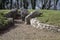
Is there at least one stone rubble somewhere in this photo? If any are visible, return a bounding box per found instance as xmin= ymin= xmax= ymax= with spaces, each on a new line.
xmin=30 ymin=18 xmax=60 ymax=32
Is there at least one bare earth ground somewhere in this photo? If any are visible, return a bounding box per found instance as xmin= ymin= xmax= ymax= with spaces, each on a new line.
xmin=0 ymin=19 xmax=60 ymax=40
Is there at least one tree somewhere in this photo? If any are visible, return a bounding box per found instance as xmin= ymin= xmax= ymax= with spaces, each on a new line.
xmin=47 ymin=0 xmax=51 ymax=9
xmin=54 ymin=0 xmax=59 ymax=10
xmin=0 ymin=0 xmax=7 ymax=9
xmin=0 ymin=0 xmax=3 ymax=9
xmin=10 ymin=0 xmax=12 ymax=9
xmin=23 ymin=0 xmax=28 ymax=9
xmin=42 ymin=0 xmax=48 ymax=9
xmin=16 ymin=0 xmax=19 ymax=9
xmin=0 ymin=0 xmax=59 ymax=9
xmin=31 ymin=0 xmax=36 ymax=9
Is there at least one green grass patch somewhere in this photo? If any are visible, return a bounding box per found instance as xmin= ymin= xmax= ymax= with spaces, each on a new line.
xmin=28 ymin=9 xmax=35 ymax=13
xmin=0 ymin=10 xmax=11 ymax=14
xmin=37 ymin=10 xmax=60 ymax=26
xmin=18 ymin=9 xmax=35 ymax=13
xmin=0 ymin=10 xmax=10 ymax=28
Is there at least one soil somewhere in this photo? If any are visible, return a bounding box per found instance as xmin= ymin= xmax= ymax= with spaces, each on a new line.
xmin=0 ymin=19 xmax=60 ymax=40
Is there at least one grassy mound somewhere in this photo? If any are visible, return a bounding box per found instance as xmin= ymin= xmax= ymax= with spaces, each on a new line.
xmin=37 ymin=10 xmax=60 ymax=26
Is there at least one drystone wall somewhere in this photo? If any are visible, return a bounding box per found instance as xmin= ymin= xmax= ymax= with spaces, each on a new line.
xmin=30 ymin=18 xmax=60 ymax=32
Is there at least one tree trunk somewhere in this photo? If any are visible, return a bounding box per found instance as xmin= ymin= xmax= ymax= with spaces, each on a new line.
xmin=42 ymin=0 xmax=48 ymax=9
xmin=10 ymin=0 xmax=12 ymax=9
xmin=23 ymin=0 xmax=28 ymax=9
xmin=31 ymin=0 xmax=36 ymax=9
xmin=47 ymin=0 xmax=51 ymax=9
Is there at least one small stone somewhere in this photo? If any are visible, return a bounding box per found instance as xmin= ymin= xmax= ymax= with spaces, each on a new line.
xmin=58 ymin=29 xmax=60 ymax=32
xmin=46 ymin=26 xmax=50 ymax=30
xmin=42 ymin=25 xmax=46 ymax=29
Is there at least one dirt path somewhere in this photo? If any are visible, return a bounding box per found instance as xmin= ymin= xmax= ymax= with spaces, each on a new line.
xmin=0 ymin=19 xmax=60 ymax=40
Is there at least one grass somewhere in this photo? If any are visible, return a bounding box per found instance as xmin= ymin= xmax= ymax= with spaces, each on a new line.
xmin=18 ymin=9 xmax=35 ymax=13
xmin=19 ymin=9 xmax=60 ymax=26
xmin=0 ymin=10 xmax=11 ymax=14
xmin=28 ymin=9 xmax=35 ymax=13
xmin=0 ymin=10 xmax=60 ymax=40
xmin=36 ymin=10 xmax=60 ymax=26
xmin=0 ymin=10 xmax=10 ymax=28
xmin=0 ymin=9 xmax=60 ymax=26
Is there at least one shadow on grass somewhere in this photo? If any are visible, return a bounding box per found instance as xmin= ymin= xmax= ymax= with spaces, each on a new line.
xmin=14 ymin=19 xmax=25 ymax=24
xmin=0 ymin=19 xmax=23 ymax=36
xmin=14 ymin=21 xmax=24 ymax=24
xmin=0 ymin=24 xmax=18 ymax=36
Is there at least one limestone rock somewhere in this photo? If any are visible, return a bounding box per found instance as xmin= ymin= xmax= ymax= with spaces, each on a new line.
xmin=25 ymin=11 xmax=42 ymax=24
xmin=58 ymin=29 xmax=60 ymax=32
xmin=7 ymin=18 xmax=13 ymax=23
xmin=20 ymin=9 xmax=29 ymax=21
xmin=4 ymin=8 xmax=18 ymax=18
xmin=30 ymin=18 xmax=60 ymax=32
